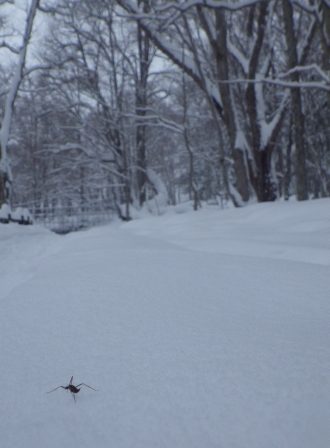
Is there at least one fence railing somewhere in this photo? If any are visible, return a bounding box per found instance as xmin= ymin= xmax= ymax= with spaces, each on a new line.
xmin=31 ymin=203 xmax=116 ymax=234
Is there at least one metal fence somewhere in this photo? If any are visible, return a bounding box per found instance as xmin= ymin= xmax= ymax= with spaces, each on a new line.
xmin=31 ymin=203 xmax=116 ymax=234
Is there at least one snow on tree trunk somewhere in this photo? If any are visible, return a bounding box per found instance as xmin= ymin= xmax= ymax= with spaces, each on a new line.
xmin=282 ymin=0 xmax=308 ymax=201
xmin=0 ymin=0 xmax=40 ymax=206
xmin=146 ymin=169 xmax=168 ymax=215
xmin=214 ymin=9 xmax=250 ymax=203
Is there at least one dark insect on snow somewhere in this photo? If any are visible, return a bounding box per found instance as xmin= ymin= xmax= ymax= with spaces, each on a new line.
xmin=46 ymin=376 xmax=98 ymax=402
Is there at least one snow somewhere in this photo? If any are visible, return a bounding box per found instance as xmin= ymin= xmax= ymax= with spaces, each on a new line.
xmin=146 ymin=168 xmax=168 ymax=215
xmin=227 ymin=38 xmax=249 ymax=75
xmin=128 ymin=199 xmax=330 ymax=265
xmin=0 ymin=204 xmax=32 ymax=223
xmin=0 ymin=203 xmax=11 ymax=219
xmin=0 ymin=198 xmax=329 ymax=447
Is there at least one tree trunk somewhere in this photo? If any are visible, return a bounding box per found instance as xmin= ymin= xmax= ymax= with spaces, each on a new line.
xmin=255 ymin=145 xmax=277 ymax=202
xmin=0 ymin=171 xmax=7 ymax=206
xmin=283 ymin=117 xmax=293 ymax=200
xmin=136 ymin=1 xmax=150 ymax=206
xmin=0 ymin=0 xmax=40 ymax=207
xmin=282 ymin=0 xmax=308 ymax=200
xmin=319 ymin=0 xmax=330 ymax=104
xmin=215 ymin=10 xmax=250 ymax=203
xmin=242 ymin=2 xmax=280 ymax=202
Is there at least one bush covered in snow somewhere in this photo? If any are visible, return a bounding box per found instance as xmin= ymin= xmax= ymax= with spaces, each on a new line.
xmin=0 ymin=204 xmax=32 ymax=225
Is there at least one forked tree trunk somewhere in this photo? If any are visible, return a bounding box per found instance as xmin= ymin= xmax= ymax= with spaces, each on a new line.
xmin=214 ymin=10 xmax=250 ymax=203
xmin=244 ymin=2 xmax=277 ymax=202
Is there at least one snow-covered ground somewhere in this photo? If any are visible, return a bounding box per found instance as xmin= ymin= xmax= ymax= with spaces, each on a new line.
xmin=0 ymin=198 xmax=329 ymax=448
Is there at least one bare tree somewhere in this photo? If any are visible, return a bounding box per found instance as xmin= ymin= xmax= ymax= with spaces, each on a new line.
xmin=7 ymin=0 xmax=330 ymax=222
xmin=0 ymin=0 xmax=40 ymax=207
xmin=116 ymin=0 xmax=329 ymax=204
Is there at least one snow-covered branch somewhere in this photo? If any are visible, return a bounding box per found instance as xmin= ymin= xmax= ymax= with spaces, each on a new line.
xmin=291 ymin=0 xmax=316 ymax=14
xmin=0 ymin=41 xmax=20 ymax=54
xmin=23 ymin=63 xmax=54 ymax=77
xmin=277 ymin=64 xmax=330 ymax=84
xmin=39 ymin=143 xmax=127 ymax=180
xmin=227 ymin=38 xmax=249 ymax=75
xmin=155 ymin=0 xmax=266 ymax=13
xmin=117 ymin=0 xmax=223 ymax=112
xmin=216 ymin=77 xmax=330 ymax=91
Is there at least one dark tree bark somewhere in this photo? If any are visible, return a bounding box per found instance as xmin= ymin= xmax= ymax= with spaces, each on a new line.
xmin=0 ymin=173 xmax=7 ymax=206
xmin=244 ymin=3 xmax=277 ymax=201
xmin=135 ymin=0 xmax=151 ymax=206
xmin=214 ymin=10 xmax=250 ymax=203
xmin=282 ymin=0 xmax=308 ymax=200
xmin=283 ymin=116 xmax=293 ymax=200
xmin=318 ymin=0 xmax=330 ymax=103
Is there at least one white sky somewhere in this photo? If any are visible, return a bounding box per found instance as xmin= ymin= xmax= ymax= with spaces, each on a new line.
xmin=0 ymin=0 xmax=48 ymax=69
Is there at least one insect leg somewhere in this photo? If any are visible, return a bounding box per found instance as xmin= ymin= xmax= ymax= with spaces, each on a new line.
xmin=76 ymin=383 xmax=98 ymax=391
xmin=46 ymin=386 xmax=66 ymax=394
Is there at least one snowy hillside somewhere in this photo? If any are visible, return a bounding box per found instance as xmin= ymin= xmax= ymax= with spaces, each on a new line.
xmin=0 ymin=199 xmax=329 ymax=448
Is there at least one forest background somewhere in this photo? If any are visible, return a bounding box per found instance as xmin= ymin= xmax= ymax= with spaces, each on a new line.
xmin=0 ymin=0 xmax=329 ymax=227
